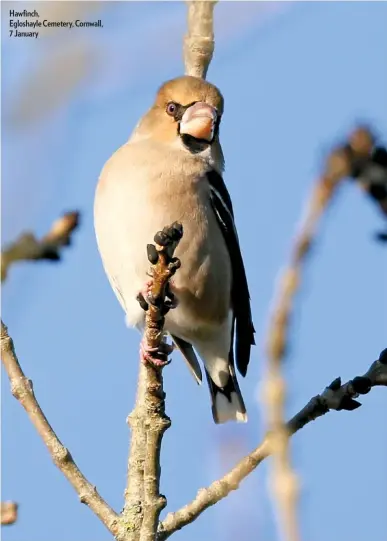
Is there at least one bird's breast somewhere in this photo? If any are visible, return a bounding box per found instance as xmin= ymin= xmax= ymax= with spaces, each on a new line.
xmin=94 ymin=142 xmax=232 ymax=331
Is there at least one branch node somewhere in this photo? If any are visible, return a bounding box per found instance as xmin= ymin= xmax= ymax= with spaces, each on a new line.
xmin=52 ymin=444 xmax=72 ymax=466
xmin=79 ymin=485 xmax=97 ymax=504
xmin=11 ymin=375 xmax=33 ymax=400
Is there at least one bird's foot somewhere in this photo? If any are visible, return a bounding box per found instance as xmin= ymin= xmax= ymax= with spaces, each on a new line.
xmin=136 ymin=279 xmax=178 ymax=313
xmin=165 ymin=282 xmax=178 ymax=310
xmin=140 ymin=336 xmax=174 ymax=367
xmin=136 ymin=279 xmax=154 ymax=311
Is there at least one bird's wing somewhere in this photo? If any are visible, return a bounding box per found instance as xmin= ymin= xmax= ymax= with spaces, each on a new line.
xmin=170 ymin=334 xmax=203 ymax=384
xmin=206 ymin=169 xmax=255 ymax=377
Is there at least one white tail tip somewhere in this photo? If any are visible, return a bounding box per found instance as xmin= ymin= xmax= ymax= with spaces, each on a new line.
xmin=214 ymin=392 xmax=248 ymax=424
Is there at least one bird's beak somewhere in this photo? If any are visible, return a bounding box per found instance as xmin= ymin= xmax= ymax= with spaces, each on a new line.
xmin=180 ymin=102 xmax=217 ymax=142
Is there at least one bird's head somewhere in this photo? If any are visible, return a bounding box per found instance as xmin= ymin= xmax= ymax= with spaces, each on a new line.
xmin=134 ymin=76 xmax=224 ymax=154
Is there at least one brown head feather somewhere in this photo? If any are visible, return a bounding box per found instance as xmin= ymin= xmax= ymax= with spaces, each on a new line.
xmin=135 ymin=76 xmax=224 ymax=144
xmin=156 ymin=76 xmax=224 ymax=114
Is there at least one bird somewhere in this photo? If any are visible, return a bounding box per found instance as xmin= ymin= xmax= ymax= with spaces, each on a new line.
xmin=94 ymin=75 xmax=255 ymax=424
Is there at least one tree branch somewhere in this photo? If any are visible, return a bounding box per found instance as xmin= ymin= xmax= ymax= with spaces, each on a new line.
xmin=1 ymin=502 xmax=18 ymax=525
xmin=263 ymin=127 xmax=376 ymax=541
xmin=0 ymin=320 xmax=120 ymax=537
xmin=158 ymin=348 xmax=387 ymax=539
xmin=350 ymin=142 xmax=387 ymax=241
xmin=184 ymin=0 xmax=217 ymax=79
xmin=1 ymin=210 xmax=81 ymax=525
xmin=122 ymin=366 xmax=148 ymax=538
xmin=120 ymin=223 xmax=183 ymax=541
xmin=1 ymin=211 xmax=80 ymax=282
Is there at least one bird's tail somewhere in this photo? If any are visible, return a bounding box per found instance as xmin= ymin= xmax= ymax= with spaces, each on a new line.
xmin=205 ymin=367 xmax=247 ymax=424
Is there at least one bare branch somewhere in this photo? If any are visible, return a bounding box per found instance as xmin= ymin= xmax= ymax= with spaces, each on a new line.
xmin=1 ymin=211 xmax=80 ymax=282
xmin=121 ymin=223 xmax=183 ymax=541
xmin=350 ymin=142 xmax=387 ymax=241
xmin=1 ymin=502 xmax=18 ymax=525
xmin=158 ymin=349 xmax=387 ymax=539
xmin=160 ymin=438 xmax=271 ymax=540
xmin=263 ymin=127 xmax=375 ymax=541
xmin=0 ymin=320 xmax=120 ymax=537
xmin=184 ymin=1 xmax=217 ymax=79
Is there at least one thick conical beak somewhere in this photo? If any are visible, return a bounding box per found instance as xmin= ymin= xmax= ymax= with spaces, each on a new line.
xmin=180 ymin=102 xmax=217 ymax=142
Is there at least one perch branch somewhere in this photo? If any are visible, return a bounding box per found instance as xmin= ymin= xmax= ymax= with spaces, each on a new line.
xmin=0 ymin=321 xmax=120 ymax=537
xmin=122 ymin=367 xmax=148 ymax=538
xmin=1 ymin=502 xmax=18 ymax=525
xmin=120 ymin=223 xmax=183 ymax=541
xmin=263 ymin=127 xmax=376 ymax=541
xmin=1 ymin=211 xmax=80 ymax=282
xmin=184 ymin=0 xmax=217 ymax=79
xmin=158 ymin=348 xmax=387 ymax=539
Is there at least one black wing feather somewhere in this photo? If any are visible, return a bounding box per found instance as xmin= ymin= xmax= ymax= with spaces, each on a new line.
xmin=207 ymin=170 xmax=255 ymax=377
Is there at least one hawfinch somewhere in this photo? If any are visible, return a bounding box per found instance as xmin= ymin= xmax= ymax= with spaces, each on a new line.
xmin=94 ymin=76 xmax=255 ymax=423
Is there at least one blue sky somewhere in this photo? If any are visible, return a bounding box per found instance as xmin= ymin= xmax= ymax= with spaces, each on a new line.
xmin=2 ymin=2 xmax=386 ymax=541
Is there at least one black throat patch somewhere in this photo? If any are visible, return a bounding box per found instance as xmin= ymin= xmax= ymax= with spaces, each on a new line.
xmin=179 ymin=133 xmax=211 ymax=154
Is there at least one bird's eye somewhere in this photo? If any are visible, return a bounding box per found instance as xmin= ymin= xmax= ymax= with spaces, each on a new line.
xmin=166 ymin=102 xmax=177 ymax=116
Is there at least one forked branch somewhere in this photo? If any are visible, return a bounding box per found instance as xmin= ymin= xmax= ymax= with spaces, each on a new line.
xmin=0 ymin=320 xmax=120 ymax=536
xmin=158 ymin=348 xmax=387 ymax=539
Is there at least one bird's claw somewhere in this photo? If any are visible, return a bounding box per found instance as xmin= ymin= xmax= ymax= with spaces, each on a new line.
xmin=137 ymin=279 xmax=179 ymax=314
xmin=168 ymin=257 xmax=181 ymax=272
xmin=165 ymin=282 xmax=178 ymax=308
xmin=136 ymin=279 xmax=154 ymax=311
xmin=159 ymin=284 xmax=178 ymax=315
xmin=140 ymin=337 xmax=173 ymax=367
xmin=136 ymin=292 xmax=148 ymax=311
xmin=164 ymin=296 xmax=178 ymax=310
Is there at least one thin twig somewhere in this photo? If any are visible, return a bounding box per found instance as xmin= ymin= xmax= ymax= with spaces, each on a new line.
xmin=158 ymin=348 xmax=387 ymax=539
xmin=184 ymin=0 xmax=217 ymax=79
xmin=120 ymin=223 xmax=183 ymax=541
xmin=1 ymin=211 xmax=80 ymax=282
xmin=263 ymin=127 xmax=376 ymax=541
xmin=1 ymin=502 xmax=18 ymax=525
xmin=351 ymin=142 xmax=387 ymax=241
xmin=0 ymin=321 xmax=120 ymax=537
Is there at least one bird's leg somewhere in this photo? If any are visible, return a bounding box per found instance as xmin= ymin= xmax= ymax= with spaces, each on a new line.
xmin=140 ymin=335 xmax=174 ymax=367
xmin=137 ymin=278 xmax=174 ymax=366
